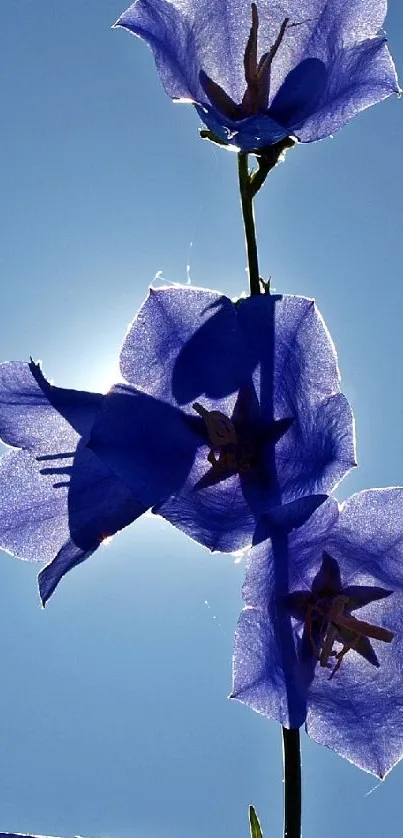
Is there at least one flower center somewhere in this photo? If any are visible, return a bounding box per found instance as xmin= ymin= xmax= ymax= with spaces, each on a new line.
xmin=306 ymin=593 xmax=394 ymax=679
xmin=193 ymin=402 xmax=256 ymax=475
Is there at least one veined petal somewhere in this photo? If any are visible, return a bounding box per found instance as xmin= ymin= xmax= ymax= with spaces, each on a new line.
xmin=38 ymin=445 xmax=145 ymax=605
xmin=236 ymin=294 xmax=356 ymax=497
xmin=236 ymin=294 xmax=342 ymax=412
xmin=232 ymin=606 xmax=308 ymax=728
xmin=0 ymin=449 xmax=71 ymax=563
xmin=0 ymin=444 xmax=144 ymax=604
xmin=306 ymin=582 xmax=403 ymax=777
xmin=115 ymin=0 xmax=249 ymax=105
xmin=116 ymin=0 xmax=397 ymax=150
xmin=120 ymin=286 xmax=251 ymax=404
xmin=115 ymin=0 xmax=203 ymax=101
xmin=274 ymin=392 xmax=356 ymax=500
xmin=233 ymin=488 xmax=403 ymax=776
xmin=0 ymin=365 xmax=145 ymax=603
xmin=292 ymin=39 xmax=400 ymax=143
xmin=0 ymin=362 xmax=102 ymax=452
xmin=109 ymin=288 xmax=354 ymax=553
xmin=155 ymin=463 xmax=257 ymax=553
xmin=242 ymin=498 xmax=340 ymax=607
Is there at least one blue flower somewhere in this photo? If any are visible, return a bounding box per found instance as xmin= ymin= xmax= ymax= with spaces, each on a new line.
xmin=88 ymin=286 xmax=355 ymax=552
xmin=232 ymin=490 xmax=403 ymax=776
xmin=0 ymin=361 xmax=150 ymax=605
xmin=0 ymin=287 xmax=354 ymax=603
xmin=115 ymin=0 xmax=400 ymax=151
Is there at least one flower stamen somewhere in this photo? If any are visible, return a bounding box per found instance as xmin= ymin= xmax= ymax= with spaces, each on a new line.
xmin=193 ymin=402 xmax=237 ymax=446
xmin=306 ymin=594 xmax=394 ymax=679
xmin=199 ymin=4 xmax=290 ymax=119
xmin=193 ymin=401 xmax=255 ymax=476
xmin=242 ymin=7 xmax=289 ymax=115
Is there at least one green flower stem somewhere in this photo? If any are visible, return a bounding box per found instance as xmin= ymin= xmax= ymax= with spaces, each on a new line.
xmin=238 ymin=152 xmax=261 ymax=297
xmin=282 ymin=727 xmax=302 ymax=838
xmin=238 ymin=139 xmax=296 ymax=297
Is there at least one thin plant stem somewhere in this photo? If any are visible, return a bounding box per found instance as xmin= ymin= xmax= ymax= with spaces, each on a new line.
xmin=237 ymin=138 xmax=296 ymax=296
xmin=282 ymin=727 xmax=302 ymax=838
xmin=238 ymin=152 xmax=261 ymax=296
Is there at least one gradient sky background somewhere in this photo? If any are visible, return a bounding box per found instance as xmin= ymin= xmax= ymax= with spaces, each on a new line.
xmin=1 ymin=2 xmax=403 ymax=837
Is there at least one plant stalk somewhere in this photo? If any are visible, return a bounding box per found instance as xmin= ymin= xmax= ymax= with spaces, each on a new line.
xmin=282 ymin=727 xmax=301 ymax=838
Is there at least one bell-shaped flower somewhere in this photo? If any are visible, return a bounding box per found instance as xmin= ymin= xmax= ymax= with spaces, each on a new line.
xmin=0 ymin=286 xmax=354 ymax=604
xmin=88 ymin=285 xmax=355 ymax=552
xmin=232 ymin=490 xmax=403 ymax=776
xmin=0 ymin=362 xmax=196 ymax=605
xmin=115 ymin=0 xmax=400 ymax=151
xmin=0 ymin=361 xmax=154 ymax=605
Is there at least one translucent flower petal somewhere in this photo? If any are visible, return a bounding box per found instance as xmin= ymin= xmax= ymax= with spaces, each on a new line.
xmin=116 ymin=0 xmax=398 ymax=150
xmin=0 ymin=363 xmax=144 ymax=602
xmin=233 ymin=490 xmax=403 ymax=776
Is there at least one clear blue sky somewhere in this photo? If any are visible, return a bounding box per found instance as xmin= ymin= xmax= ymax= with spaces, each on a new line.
xmin=0 ymin=2 xmax=403 ymax=836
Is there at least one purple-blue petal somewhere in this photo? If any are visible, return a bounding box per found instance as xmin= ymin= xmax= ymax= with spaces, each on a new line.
xmin=155 ymin=464 xmax=257 ymax=553
xmin=120 ymin=286 xmax=252 ymax=404
xmin=37 ymin=444 xmax=145 ymax=605
xmin=0 ymin=361 xmax=102 ymax=451
xmin=269 ymin=58 xmax=328 ymax=130
xmin=115 ymin=289 xmax=355 ymax=553
xmin=236 ymin=294 xmax=342 ymax=419
xmin=242 ymin=498 xmax=339 ymax=609
xmin=115 ymin=0 xmax=203 ymax=101
xmin=196 ymin=104 xmax=290 ymax=151
xmin=252 ymin=494 xmax=328 ymax=545
xmin=274 ymin=393 xmax=356 ymax=500
xmin=232 ymin=605 xmax=309 ymax=728
xmin=120 ymin=292 xmax=356 ymax=508
xmin=88 ymin=384 xmax=201 ymax=508
xmin=236 ymin=295 xmax=356 ymax=497
xmin=0 ymin=363 xmax=145 ymax=602
xmin=116 ymin=0 xmax=398 ymax=150
xmin=292 ymin=38 xmax=400 ymax=143
xmin=306 ymin=580 xmax=403 ymax=777
xmin=0 ymin=449 xmax=71 ymax=562
xmin=233 ymin=489 xmax=403 ymax=775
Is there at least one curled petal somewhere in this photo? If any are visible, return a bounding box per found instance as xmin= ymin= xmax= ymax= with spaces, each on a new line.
xmin=0 ymin=364 xmax=145 ymax=603
xmin=0 ymin=361 xmax=101 ymax=452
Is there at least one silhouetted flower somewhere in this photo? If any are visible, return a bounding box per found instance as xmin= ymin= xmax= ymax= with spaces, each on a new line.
xmin=232 ymin=490 xmax=403 ymax=776
xmin=0 ymin=286 xmax=354 ymax=603
xmin=115 ymin=0 xmax=399 ymax=151
xmin=88 ymin=285 xmax=355 ymax=552
xmin=0 ymin=361 xmax=150 ymax=605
